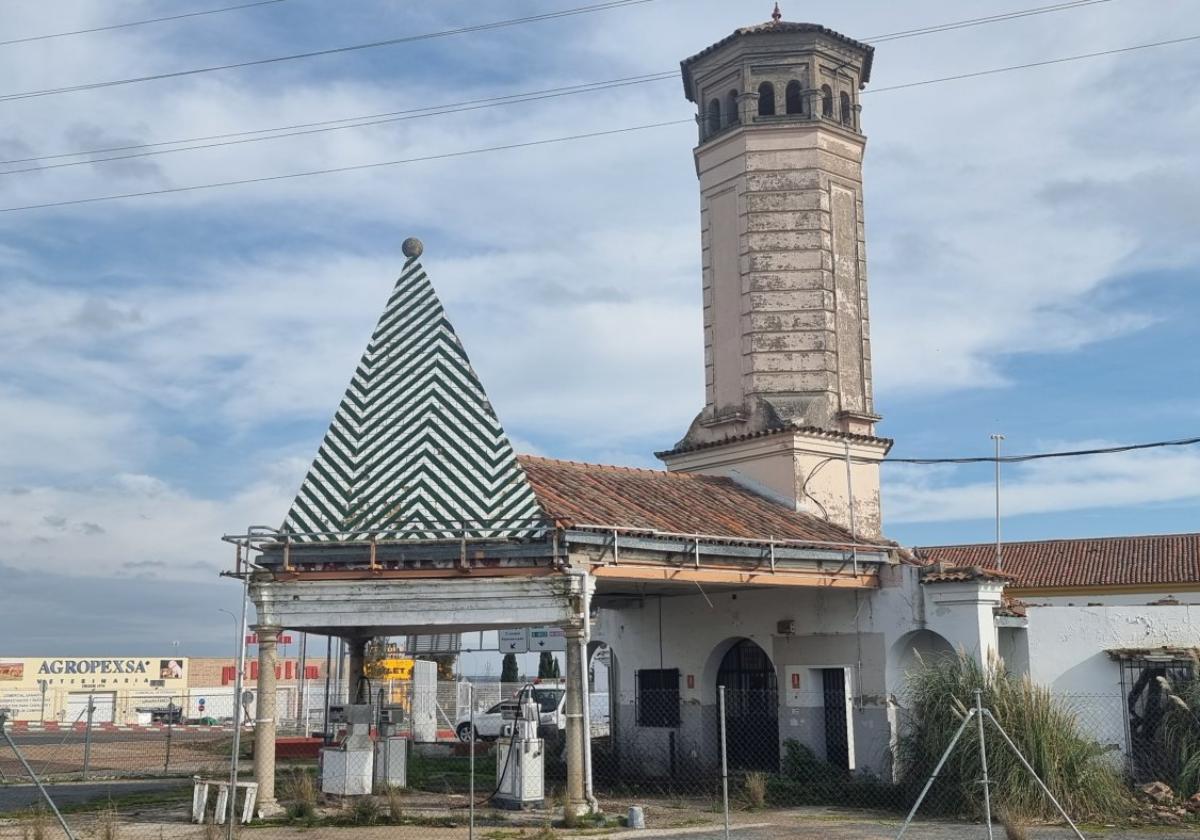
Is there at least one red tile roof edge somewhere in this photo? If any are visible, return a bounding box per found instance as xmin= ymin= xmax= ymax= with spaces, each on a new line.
xmin=655 ymin=424 xmax=894 ymax=459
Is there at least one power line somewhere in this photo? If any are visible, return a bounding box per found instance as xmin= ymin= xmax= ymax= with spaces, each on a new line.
xmin=0 ymin=0 xmax=656 ymax=103
xmin=886 ymin=436 xmax=1200 ymax=465
xmin=0 ymin=73 xmax=678 ymax=175
xmin=2 ymin=29 xmax=1195 ymax=212
xmin=0 ymin=0 xmax=290 ymax=47
xmin=0 ymin=0 xmax=1119 ymax=103
xmin=0 ymin=72 xmax=677 ymax=167
xmin=0 ymin=118 xmax=693 ymax=213
xmin=863 ymin=0 xmax=1114 ymax=43
xmin=3 ymin=10 xmax=1173 ymax=175
xmin=868 ymin=33 xmax=1200 ymax=94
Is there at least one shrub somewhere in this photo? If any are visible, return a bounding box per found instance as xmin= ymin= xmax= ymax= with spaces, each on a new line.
xmin=348 ymin=796 xmax=381 ymax=826
xmin=742 ymin=771 xmax=768 ymax=809
xmin=280 ymin=768 xmax=318 ymax=821
xmin=894 ymin=652 xmax=1128 ymax=821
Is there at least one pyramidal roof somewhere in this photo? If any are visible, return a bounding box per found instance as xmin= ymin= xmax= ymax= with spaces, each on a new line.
xmin=282 ymin=251 xmax=544 ymax=542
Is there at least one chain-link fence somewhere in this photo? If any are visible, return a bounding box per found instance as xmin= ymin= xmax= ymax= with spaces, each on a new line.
xmin=3 ymin=684 xmax=1199 ymax=839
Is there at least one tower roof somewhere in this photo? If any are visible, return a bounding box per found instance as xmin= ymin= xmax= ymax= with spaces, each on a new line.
xmin=680 ymin=20 xmax=874 ymax=99
xmin=281 ymin=249 xmax=544 ymax=542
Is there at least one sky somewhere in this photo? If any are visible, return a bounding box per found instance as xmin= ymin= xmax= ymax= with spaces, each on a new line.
xmin=1 ymin=0 xmax=1198 ymax=657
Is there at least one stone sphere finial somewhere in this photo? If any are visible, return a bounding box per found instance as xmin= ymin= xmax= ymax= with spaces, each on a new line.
xmin=402 ymin=237 xmax=424 ymax=259
xmin=772 ymin=2 xmax=782 ymax=22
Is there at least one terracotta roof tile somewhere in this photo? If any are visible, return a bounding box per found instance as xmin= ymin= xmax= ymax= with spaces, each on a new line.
xmin=920 ymin=565 xmax=1017 ymax=585
xmin=916 ymin=533 xmax=1200 ymax=589
xmin=518 ymin=455 xmax=885 ymax=548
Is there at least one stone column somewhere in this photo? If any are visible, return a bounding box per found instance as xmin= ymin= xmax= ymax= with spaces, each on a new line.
xmin=252 ymin=625 xmax=280 ymax=811
xmin=562 ymin=627 xmax=588 ymax=817
xmin=347 ymin=637 xmax=367 ymax=704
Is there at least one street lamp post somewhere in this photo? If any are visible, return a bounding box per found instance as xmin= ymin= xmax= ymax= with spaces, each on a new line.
xmin=990 ymin=433 xmax=1005 ymax=571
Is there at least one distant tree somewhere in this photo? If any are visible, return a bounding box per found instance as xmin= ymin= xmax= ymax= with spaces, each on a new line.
xmin=431 ymin=654 xmax=457 ymax=681
xmin=501 ymin=653 xmax=519 ymax=684
xmin=538 ymin=652 xmax=560 ymax=679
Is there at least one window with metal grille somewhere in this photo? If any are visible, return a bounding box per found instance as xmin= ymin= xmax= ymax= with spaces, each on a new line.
xmin=635 ymin=668 xmax=680 ymax=728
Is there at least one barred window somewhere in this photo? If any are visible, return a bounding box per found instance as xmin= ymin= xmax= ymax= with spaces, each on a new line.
xmin=636 ymin=668 xmax=680 ymax=728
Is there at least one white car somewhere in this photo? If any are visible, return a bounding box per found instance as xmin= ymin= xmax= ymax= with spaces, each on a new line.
xmin=456 ymin=686 xmax=565 ymax=742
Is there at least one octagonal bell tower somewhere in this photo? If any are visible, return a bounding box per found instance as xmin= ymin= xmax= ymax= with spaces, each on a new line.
xmin=660 ymin=13 xmax=891 ymax=538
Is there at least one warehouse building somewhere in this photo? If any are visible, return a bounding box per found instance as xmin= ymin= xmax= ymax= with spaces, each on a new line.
xmin=0 ymin=653 xmax=325 ymax=725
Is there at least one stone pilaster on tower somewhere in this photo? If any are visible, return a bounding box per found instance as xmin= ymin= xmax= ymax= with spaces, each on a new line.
xmin=282 ymin=243 xmax=543 ymax=542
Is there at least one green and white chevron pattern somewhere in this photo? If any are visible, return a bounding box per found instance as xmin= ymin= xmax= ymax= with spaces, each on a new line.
xmin=282 ymin=257 xmax=544 ymax=542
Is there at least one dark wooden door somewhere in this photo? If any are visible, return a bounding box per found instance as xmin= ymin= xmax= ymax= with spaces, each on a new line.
xmin=822 ymin=668 xmax=850 ymax=770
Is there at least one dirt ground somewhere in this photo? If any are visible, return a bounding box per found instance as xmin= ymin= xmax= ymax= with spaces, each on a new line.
xmin=2 ymin=797 xmax=1199 ymax=840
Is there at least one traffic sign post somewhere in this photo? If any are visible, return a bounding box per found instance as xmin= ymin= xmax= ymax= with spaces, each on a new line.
xmin=528 ymin=627 xmax=567 ymax=652
xmin=499 ymin=629 xmax=528 ymax=654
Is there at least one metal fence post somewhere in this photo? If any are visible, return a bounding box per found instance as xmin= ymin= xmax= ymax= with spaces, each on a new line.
xmin=976 ymin=689 xmax=994 ymax=840
xmin=469 ymin=682 xmax=475 ymax=840
xmin=164 ymin=699 xmax=175 ymax=773
xmin=718 ymin=685 xmax=730 ymax=840
xmin=81 ymin=692 xmax=95 ymax=781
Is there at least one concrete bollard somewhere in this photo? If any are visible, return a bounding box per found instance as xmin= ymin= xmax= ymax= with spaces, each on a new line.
xmin=626 ymin=805 xmax=645 ymax=829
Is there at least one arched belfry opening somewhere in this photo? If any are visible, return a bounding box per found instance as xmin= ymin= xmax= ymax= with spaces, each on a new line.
xmin=716 ymin=638 xmax=779 ymax=770
xmin=785 ymin=80 xmax=803 ymax=114
xmin=707 ymin=98 xmax=722 ymax=136
xmin=757 ymin=82 xmax=776 ymax=116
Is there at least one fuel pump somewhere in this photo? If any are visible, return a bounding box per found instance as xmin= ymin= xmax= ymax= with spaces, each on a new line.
xmin=374 ymin=704 xmax=408 ymax=791
xmin=493 ymin=686 xmax=544 ymax=809
xmin=319 ymin=704 xmax=374 ymax=796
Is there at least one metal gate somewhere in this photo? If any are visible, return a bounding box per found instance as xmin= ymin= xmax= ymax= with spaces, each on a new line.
xmin=716 ymin=639 xmax=778 ymax=771
xmin=67 ymin=692 xmax=115 ymax=723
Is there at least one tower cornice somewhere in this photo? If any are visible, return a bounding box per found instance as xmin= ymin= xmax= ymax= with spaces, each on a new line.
xmin=681 ymin=21 xmax=874 ymax=100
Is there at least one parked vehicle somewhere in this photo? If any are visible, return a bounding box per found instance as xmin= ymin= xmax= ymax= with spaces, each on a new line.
xmin=456 ymin=686 xmax=565 ymax=741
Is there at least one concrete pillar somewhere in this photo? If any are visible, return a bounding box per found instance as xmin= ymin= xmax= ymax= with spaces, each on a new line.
xmin=923 ymin=580 xmax=1005 ymax=667
xmin=563 ymin=627 xmax=588 ymax=817
xmin=252 ymin=625 xmax=280 ymax=810
xmin=347 ymin=637 xmax=367 ymax=704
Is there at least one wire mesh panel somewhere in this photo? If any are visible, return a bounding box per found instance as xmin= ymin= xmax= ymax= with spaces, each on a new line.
xmin=6 ymin=683 xmax=1200 ymax=840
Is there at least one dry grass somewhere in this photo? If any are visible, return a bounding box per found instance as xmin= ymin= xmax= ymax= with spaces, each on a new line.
xmin=279 ymin=768 xmax=317 ymax=821
xmin=996 ymin=808 xmax=1029 ymax=840
xmin=96 ymin=805 xmax=120 ymax=840
xmin=742 ymin=771 xmax=768 ymax=809
xmin=23 ymin=806 xmax=48 ymax=840
xmin=384 ymin=786 xmax=405 ymax=824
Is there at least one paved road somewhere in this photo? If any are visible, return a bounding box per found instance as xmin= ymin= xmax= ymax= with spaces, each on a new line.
xmin=0 ymin=779 xmax=190 ymax=813
xmin=7 ymin=730 xmax=219 ymax=745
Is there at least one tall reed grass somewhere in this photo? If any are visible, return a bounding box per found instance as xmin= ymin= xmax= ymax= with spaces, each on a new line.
xmin=895 ymin=652 xmax=1128 ymax=821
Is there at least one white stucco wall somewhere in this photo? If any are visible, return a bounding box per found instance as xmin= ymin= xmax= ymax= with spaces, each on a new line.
xmin=591 ymin=563 xmax=999 ymax=777
xmin=1012 ymin=599 xmax=1200 ymax=755
xmin=1024 ymin=602 xmax=1200 ymax=692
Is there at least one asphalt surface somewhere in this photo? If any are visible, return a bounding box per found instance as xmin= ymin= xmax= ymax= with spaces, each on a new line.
xmin=6 ymin=730 xmax=218 ymax=745
xmin=0 ymin=779 xmax=190 ymax=813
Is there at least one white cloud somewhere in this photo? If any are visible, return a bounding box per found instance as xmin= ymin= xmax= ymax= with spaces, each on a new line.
xmin=1 ymin=461 xmax=302 ymax=581
xmin=0 ymin=0 xmax=1196 ymax=611
xmin=885 ymin=444 xmax=1200 ymax=524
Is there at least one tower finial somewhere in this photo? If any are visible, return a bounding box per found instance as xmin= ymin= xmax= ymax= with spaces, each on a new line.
xmin=771 ymin=2 xmax=782 ymax=22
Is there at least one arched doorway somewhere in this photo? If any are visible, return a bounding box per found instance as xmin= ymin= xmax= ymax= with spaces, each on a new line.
xmin=716 ymin=638 xmax=778 ymax=770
